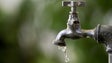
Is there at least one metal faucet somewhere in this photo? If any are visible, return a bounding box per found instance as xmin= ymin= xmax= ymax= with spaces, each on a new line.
xmin=53 ymin=1 xmax=112 ymax=63
xmin=53 ymin=1 xmax=94 ymax=46
xmin=53 ymin=1 xmax=112 ymax=55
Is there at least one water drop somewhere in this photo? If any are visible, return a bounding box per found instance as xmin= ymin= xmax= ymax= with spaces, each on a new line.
xmin=58 ymin=46 xmax=70 ymax=63
xmin=65 ymin=51 xmax=70 ymax=63
xmin=58 ymin=46 xmax=66 ymax=52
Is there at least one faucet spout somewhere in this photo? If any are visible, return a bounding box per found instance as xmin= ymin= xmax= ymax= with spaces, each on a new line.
xmin=53 ymin=29 xmax=81 ymax=46
xmin=53 ymin=30 xmax=67 ymax=46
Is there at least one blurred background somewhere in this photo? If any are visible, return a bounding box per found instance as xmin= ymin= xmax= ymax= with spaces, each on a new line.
xmin=1 ymin=0 xmax=112 ymax=63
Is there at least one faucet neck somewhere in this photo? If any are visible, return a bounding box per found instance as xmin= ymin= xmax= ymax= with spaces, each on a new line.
xmin=67 ymin=11 xmax=81 ymax=32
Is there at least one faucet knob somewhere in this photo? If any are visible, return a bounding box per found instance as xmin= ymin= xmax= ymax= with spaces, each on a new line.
xmin=62 ymin=1 xmax=85 ymax=7
xmin=62 ymin=1 xmax=85 ymax=12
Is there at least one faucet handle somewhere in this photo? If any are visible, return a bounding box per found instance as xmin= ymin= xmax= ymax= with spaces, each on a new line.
xmin=62 ymin=1 xmax=85 ymax=7
xmin=62 ymin=1 xmax=85 ymax=12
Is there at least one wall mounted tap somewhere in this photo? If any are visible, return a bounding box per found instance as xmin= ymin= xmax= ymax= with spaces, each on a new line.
xmin=53 ymin=1 xmax=112 ymax=54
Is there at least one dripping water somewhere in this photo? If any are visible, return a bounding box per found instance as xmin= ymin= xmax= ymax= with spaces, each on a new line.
xmin=58 ymin=46 xmax=70 ymax=63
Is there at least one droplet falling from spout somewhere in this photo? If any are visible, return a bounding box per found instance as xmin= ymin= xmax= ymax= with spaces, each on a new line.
xmin=58 ymin=46 xmax=70 ymax=63
xmin=65 ymin=51 xmax=70 ymax=63
xmin=58 ymin=46 xmax=66 ymax=52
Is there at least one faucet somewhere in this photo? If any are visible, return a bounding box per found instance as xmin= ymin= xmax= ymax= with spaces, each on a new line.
xmin=53 ymin=1 xmax=94 ymax=46
xmin=53 ymin=1 xmax=112 ymax=54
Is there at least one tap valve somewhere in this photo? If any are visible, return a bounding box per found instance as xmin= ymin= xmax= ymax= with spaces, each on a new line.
xmin=53 ymin=1 xmax=86 ymax=46
xmin=53 ymin=1 xmax=112 ymax=63
xmin=53 ymin=1 xmax=112 ymax=54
